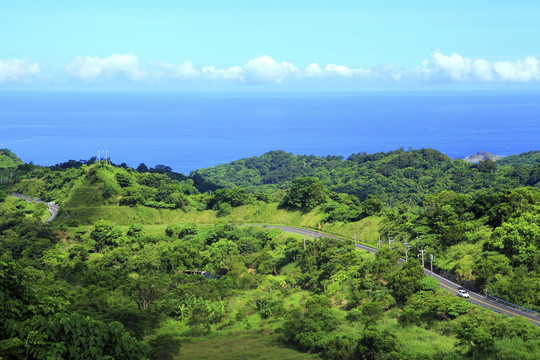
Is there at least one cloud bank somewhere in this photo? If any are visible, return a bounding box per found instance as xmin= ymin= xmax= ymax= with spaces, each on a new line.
xmin=65 ymin=53 xmax=146 ymax=81
xmin=0 ymin=58 xmax=41 ymax=83
xmin=420 ymin=51 xmax=540 ymax=83
xmin=1 ymin=52 xmax=539 ymax=86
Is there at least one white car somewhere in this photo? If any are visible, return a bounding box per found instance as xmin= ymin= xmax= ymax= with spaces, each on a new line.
xmin=457 ymin=289 xmax=470 ymax=298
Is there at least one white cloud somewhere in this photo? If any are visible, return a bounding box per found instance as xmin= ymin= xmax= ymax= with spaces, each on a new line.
xmin=432 ymin=51 xmax=472 ymax=81
xmin=65 ymin=53 xmax=146 ymax=81
xmin=304 ymin=63 xmax=322 ymax=77
xmin=0 ymin=58 xmax=40 ymax=83
xmin=4 ymin=52 xmax=540 ymax=87
xmin=493 ymin=56 xmax=539 ymax=82
xmin=149 ymin=55 xmax=302 ymax=84
xmin=472 ymin=59 xmax=493 ymax=81
xmin=375 ymin=64 xmax=404 ymax=81
xmin=196 ymin=55 xmax=371 ymax=83
xmin=242 ymin=55 xmax=300 ymax=83
xmin=202 ymin=65 xmax=244 ymax=81
xmin=420 ymin=51 xmax=540 ymax=83
xmin=152 ymin=61 xmax=200 ymax=80
xmin=325 ymin=64 xmax=370 ymax=78
xmin=157 ymin=55 xmax=302 ymax=84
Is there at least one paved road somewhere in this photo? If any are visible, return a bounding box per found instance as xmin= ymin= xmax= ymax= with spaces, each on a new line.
xmin=11 ymin=193 xmax=59 ymax=222
xmin=430 ymin=271 xmax=540 ymax=326
xmin=263 ymin=225 xmax=540 ymax=326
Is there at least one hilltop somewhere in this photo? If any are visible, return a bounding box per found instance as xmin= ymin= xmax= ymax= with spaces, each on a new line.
xmin=194 ymin=148 xmax=540 ymax=203
xmin=0 ymin=148 xmax=23 ymax=168
xmin=498 ymin=150 xmax=540 ymax=166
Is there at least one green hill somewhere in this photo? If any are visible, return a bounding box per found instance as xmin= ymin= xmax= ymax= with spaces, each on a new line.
xmin=195 ymin=148 xmax=540 ymax=204
xmin=0 ymin=149 xmax=23 ymax=168
xmin=497 ymin=150 xmax=540 ymax=166
xmin=2 ymin=148 xmax=540 ymax=359
xmin=53 ymin=162 xmax=196 ymax=225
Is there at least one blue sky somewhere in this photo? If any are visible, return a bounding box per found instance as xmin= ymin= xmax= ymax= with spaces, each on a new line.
xmin=1 ymin=1 xmax=540 ymax=90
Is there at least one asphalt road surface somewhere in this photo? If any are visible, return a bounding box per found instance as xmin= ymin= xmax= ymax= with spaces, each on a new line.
xmin=11 ymin=193 xmax=59 ymax=222
xmin=7 ymin=198 xmax=539 ymax=326
xmin=263 ymin=225 xmax=540 ymax=326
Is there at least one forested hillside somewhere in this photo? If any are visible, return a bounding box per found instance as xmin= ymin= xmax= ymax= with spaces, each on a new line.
xmin=0 ymin=149 xmax=23 ymax=169
xmin=1 ymin=149 xmax=539 ymax=359
xmin=194 ymin=148 xmax=540 ymax=204
xmin=382 ymin=187 xmax=540 ymax=311
xmin=498 ymin=150 xmax=540 ymax=166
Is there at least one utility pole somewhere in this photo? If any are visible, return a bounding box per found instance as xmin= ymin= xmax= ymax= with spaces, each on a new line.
xmin=98 ymin=150 xmax=101 ymax=162
xmin=378 ymin=236 xmax=381 ymax=248
xmin=352 ymin=234 xmax=357 ymax=249
xmin=416 ymin=235 xmax=419 ymax=251
xmin=430 ymin=253 xmax=433 ymax=276
xmin=303 ymin=236 xmax=306 ymax=250
xmin=419 ymin=249 xmax=425 ymax=268
xmin=105 ymin=150 xmax=108 ymax=165
xmin=404 ymin=241 xmax=410 ymax=261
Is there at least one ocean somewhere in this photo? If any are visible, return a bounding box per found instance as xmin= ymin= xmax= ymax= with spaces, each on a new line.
xmin=1 ymin=91 xmax=539 ymax=174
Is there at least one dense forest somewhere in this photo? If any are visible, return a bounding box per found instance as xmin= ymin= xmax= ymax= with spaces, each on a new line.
xmin=195 ymin=148 xmax=540 ymax=203
xmin=1 ymin=148 xmax=539 ymax=359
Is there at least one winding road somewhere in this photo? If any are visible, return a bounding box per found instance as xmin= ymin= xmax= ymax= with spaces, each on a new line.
xmin=11 ymin=193 xmax=59 ymax=222
xmin=262 ymin=225 xmax=540 ymax=326
xmin=6 ymin=195 xmax=539 ymax=326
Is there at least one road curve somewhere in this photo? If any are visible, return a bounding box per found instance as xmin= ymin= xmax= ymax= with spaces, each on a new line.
xmin=11 ymin=193 xmax=59 ymax=222
xmin=261 ymin=224 xmax=540 ymax=326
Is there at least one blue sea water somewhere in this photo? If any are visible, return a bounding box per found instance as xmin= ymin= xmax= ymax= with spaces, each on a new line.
xmin=0 ymin=91 xmax=539 ymax=174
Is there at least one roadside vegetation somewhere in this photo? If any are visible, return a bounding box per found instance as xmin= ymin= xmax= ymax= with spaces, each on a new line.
xmin=1 ymin=148 xmax=539 ymax=359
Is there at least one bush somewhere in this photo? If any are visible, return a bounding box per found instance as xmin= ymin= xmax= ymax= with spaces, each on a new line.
xmin=179 ymin=223 xmax=198 ymax=238
xmin=398 ymin=307 xmax=421 ymax=327
xmin=323 ymin=335 xmax=359 ymax=360
xmin=420 ymin=276 xmax=440 ymax=292
xmin=217 ymin=203 xmax=232 ymax=217
xmin=346 ymin=308 xmax=363 ymax=323
xmin=165 ymin=224 xmax=181 ymax=238
xmin=281 ymin=177 xmax=327 ymax=210
xmin=357 ymin=326 xmax=399 ymax=360
xmin=148 ymin=334 xmax=181 ymax=360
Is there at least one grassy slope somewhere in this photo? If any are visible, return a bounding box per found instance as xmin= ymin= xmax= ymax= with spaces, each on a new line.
xmin=42 ymin=162 xmax=462 ymax=357
xmin=155 ymin=287 xmax=458 ymax=360
xmin=43 ymin=161 xmax=382 ymax=246
xmin=57 ymin=198 xmax=383 ymax=249
xmin=177 ymin=335 xmax=319 ymax=360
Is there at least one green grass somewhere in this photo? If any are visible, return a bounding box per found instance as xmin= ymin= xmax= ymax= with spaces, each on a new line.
xmin=166 ymin=299 xmax=459 ymax=360
xmin=2 ymin=195 xmax=17 ymax=207
xmin=56 ymin=200 xmax=382 ymax=249
xmin=494 ymin=337 xmax=540 ymax=359
xmin=176 ymin=334 xmax=319 ymax=360
xmin=380 ymin=318 xmax=458 ymax=357
xmin=52 ymin=162 xmax=385 ymax=245
xmin=148 ymin=290 xmax=318 ymax=360
xmin=323 ymin=216 xmax=383 ymax=245
xmin=222 ymin=203 xmax=324 ymax=228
